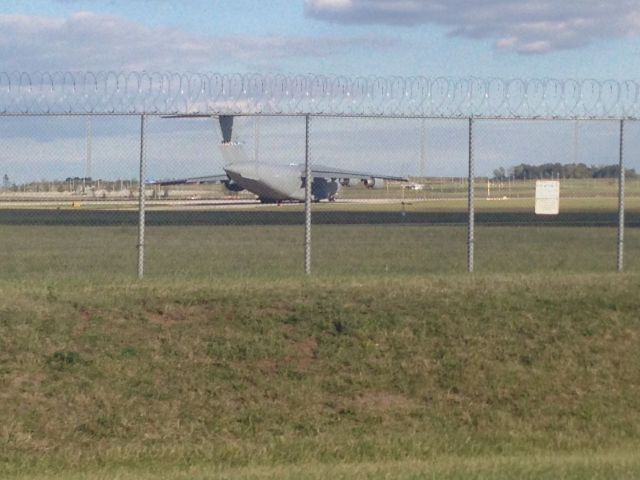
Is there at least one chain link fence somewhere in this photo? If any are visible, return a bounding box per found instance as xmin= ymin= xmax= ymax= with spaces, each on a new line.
xmin=0 ymin=114 xmax=142 ymax=281
xmin=2 ymin=71 xmax=639 ymax=280
xmin=0 ymin=112 xmax=636 ymax=280
xmin=474 ymin=119 xmax=622 ymax=273
xmin=143 ymin=114 xmax=308 ymax=279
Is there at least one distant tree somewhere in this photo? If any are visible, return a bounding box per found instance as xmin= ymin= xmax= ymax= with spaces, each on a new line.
xmin=507 ymin=162 xmax=628 ymax=180
xmin=492 ymin=167 xmax=506 ymax=180
xmin=2 ymin=174 xmax=9 ymax=189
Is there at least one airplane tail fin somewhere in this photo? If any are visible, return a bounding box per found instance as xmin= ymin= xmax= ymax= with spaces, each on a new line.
xmin=219 ymin=115 xmax=234 ymax=143
xmin=217 ymin=114 xmax=250 ymax=164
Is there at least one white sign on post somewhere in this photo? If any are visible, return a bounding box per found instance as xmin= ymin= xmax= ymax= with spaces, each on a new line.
xmin=535 ymin=180 xmax=560 ymax=215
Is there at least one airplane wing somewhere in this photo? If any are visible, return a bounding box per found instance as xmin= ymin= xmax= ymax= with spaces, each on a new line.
xmin=147 ymin=174 xmax=228 ymax=186
xmin=161 ymin=114 xmax=215 ymax=118
xmin=309 ymin=165 xmax=408 ymax=182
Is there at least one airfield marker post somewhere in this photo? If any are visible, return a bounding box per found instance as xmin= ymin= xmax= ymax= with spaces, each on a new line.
xmin=467 ymin=117 xmax=475 ymax=273
xmin=137 ymin=114 xmax=146 ymax=279
xmin=304 ymin=114 xmax=312 ymax=275
xmin=617 ymin=119 xmax=625 ymax=272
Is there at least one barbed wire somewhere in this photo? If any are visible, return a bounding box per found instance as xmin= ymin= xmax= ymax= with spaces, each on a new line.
xmin=0 ymin=72 xmax=639 ymax=119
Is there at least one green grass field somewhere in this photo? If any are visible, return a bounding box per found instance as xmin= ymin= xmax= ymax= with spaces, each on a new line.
xmin=0 ymin=225 xmax=623 ymax=279
xmin=0 ymin=221 xmax=638 ymax=281
xmin=1 ymin=275 xmax=640 ymax=479
xmin=2 ymin=184 xmax=640 ymax=478
xmin=1 ymin=179 xmax=640 ymax=280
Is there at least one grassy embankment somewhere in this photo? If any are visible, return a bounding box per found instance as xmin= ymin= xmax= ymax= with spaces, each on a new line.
xmin=2 ymin=184 xmax=640 ymax=477
xmin=1 ymin=274 xmax=640 ymax=479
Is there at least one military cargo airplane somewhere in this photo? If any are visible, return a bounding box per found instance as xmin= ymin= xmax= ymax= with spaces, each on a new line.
xmin=149 ymin=115 xmax=407 ymax=203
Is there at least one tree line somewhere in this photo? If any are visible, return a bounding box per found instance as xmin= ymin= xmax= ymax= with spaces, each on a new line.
xmin=493 ymin=163 xmax=637 ymax=180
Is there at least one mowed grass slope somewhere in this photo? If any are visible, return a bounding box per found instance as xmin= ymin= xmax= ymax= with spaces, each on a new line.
xmin=1 ymin=274 xmax=640 ymax=478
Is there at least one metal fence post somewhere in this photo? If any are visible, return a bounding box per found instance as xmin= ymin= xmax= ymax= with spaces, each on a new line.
xmin=304 ymin=114 xmax=312 ymax=275
xmin=467 ymin=117 xmax=475 ymax=273
xmin=617 ymin=119 xmax=625 ymax=272
xmin=420 ymin=118 xmax=426 ymax=177
xmin=137 ymin=114 xmax=146 ymax=279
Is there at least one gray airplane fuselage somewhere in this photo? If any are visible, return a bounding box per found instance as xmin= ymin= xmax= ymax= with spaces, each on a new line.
xmin=154 ymin=117 xmax=403 ymax=200
xmin=224 ymin=162 xmax=339 ymax=202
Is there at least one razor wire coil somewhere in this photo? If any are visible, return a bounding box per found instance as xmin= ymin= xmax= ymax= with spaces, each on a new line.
xmin=0 ymin=72 xmax=639 ymax=119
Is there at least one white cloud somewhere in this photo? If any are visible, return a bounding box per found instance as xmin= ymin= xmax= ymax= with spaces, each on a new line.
xmin=0 ymin=11 xmax=393 ymax=71
xmin=305 ymin=0 xmax=640 ymax=54
xmin=310 ymin=0 xmax=353 ymax=9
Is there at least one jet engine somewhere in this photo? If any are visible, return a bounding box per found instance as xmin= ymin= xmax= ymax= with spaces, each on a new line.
xmin=312 ymin=178 xmax=340 ymax=201
xmin=222 ymin=179 xmax=244 ymax=192
xmin=363 ymin=177 xmax=385 ymax=189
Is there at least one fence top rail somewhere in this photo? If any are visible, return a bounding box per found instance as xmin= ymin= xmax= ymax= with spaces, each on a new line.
xmin=1 ymin=72 xmax=640 ymax=119
xmin=0 ymin=112 xmax=635 ymax=122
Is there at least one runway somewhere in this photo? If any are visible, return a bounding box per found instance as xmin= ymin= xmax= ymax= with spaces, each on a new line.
xmin=0 ymin=197 xmax=433 ymax=211
xmin=0 ymin=206 xmax=635 ymax=227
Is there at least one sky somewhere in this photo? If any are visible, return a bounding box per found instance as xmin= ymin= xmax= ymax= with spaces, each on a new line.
xmin=2 ymin=0 xmax=640 ymax=79
xmin=2 ymin=1 xmax=640 ymax=183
